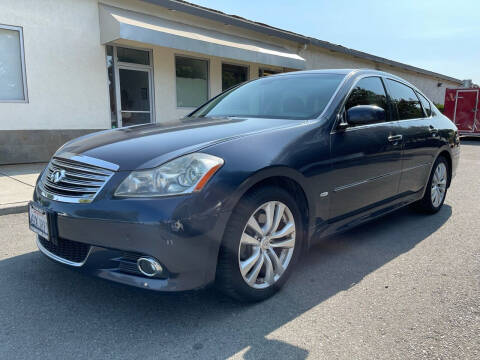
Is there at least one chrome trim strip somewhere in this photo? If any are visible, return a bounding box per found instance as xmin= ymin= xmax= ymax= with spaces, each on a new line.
xmin=53 ymin=158 xmax=113 ymax=176
xmin=36 ymin=236 xmax=91 ymax=267
xmin=56 ymin=152 xmax=120 ymax=171
xmin=333 ymin=163 xmax=431 ymax=192
xmin=38 ymin=187 xmax=96 ymax=203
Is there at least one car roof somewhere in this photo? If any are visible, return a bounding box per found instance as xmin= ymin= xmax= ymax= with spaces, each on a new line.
xmin=274 ymin=69 xmax=421 ymax=95
xmin=276 ymin=68 xmax=401 ymax=79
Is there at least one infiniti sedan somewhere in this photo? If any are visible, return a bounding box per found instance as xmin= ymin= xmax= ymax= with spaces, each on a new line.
xmin=29 ymin=69 xmax=459 ymax=301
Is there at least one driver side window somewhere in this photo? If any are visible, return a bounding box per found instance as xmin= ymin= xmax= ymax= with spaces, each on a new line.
xmin=345 ymin=76 xmax=389 ymax=125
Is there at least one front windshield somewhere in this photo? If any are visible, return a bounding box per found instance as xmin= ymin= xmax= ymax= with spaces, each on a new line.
xmin=190 ymin=73 xmax=345 ymax=120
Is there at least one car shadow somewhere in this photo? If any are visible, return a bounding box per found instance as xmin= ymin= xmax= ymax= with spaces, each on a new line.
xmin=0 ymin=205 xmax=452 ymax=359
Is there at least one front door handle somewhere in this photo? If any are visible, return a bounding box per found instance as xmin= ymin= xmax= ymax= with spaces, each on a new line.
xmin=388 ymin=134 xmax=403 ymax=143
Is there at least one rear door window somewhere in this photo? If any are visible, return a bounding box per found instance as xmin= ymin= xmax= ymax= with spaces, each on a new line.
xmin=385 ymin=79 xmax=424 ymax=120
xmin=416 ymin=92 xmax=432 ymax=117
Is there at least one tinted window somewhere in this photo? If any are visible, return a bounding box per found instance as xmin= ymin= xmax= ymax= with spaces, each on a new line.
xmin=117 ymin=47 xmax=150 ymax=65
xmin=417 ymin=92 xmax=432 ymax=117
xmin=345 ymin=77 xmax=388 ymax=112
xmin=222 ymin=63 xmax=248 ymax=91
xmin=176 ymin=56 xmax=209 ymax=108
xmin=386 ymin=79 xmax=424 ymax=120
xmin=190 ymin=74 xmax=344 ymax=120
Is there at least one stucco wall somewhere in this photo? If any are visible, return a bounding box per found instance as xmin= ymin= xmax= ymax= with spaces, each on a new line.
xmin=0 ymin=0 xmax=460 ymax=133
xmin=301 ymin=46 xmax=460 ymax=104
xmin=0 ymin=0 xmax=109 ymax=131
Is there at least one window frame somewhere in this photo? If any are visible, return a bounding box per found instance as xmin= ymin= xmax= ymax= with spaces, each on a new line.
xmin=0 ymin=24 xmax=28 ymax=103
xmin=415 ymin=90 xmax=432 ymax=118
xmin=383 ymin=78 xmax=425 ymax=121
xmin=334 ymin=75 xmax=393 ymax=132
xmin=221 ymin=61 xmax=249 ymax=92
xmin=175 ymin=54 xmax=210 ymax=109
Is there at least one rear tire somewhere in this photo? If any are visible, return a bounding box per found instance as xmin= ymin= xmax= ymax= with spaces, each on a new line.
xmin=413 ymin=156 xmax=449 ymax=214
xmin=216 ymin=186 xmax=304 ymax=302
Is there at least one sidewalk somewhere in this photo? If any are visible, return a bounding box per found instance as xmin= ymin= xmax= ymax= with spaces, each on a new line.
xmin=0 ymin=163 xmax=46 ymax=215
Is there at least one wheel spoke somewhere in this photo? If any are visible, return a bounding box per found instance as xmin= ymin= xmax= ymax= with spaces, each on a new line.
xmin=267 ymin=248 xmax=284 ymax=276
xmin=246 ymin=254 xmax=264 ymax=285
xmin=240 ymin=247 xmax=261 ymax=276
xmin=247 ymin=216 xmax=264 ymax=236
xmin=270 ymin=221 xmax=295 ymax=239
xmin=262 ymin=202 xmax=275 ymax=235
xmin=241 ymin=233 xmax=260 ymax=246
xmin=270 ymin=203 xmax=285 ymax=235
xmin=270 ymin=237 xmax=295 ymax=249
xmin=263 ymin=253 xmax=274 ymax=284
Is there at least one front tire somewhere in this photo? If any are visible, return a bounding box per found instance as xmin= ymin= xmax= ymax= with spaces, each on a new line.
xmin=413 ymin=156 xmax=449 ymax=214
xmin=216 ymin=186 xmax=303 ymax=302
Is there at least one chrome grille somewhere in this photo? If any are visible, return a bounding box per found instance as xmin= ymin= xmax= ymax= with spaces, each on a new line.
xmin=39 ymin=157 xmax=115 ymax=203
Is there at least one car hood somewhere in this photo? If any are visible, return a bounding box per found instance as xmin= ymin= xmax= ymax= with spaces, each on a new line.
xmin=57 ymin=117 xmax=301 ymax=171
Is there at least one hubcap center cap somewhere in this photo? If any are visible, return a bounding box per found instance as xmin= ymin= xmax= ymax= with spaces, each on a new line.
xmin=260 ymin=237 xmax=270 ymax=250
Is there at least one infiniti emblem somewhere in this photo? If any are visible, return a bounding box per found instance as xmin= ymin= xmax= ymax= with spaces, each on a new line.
xmin=50 ymin=169 xmax=66 ymax=184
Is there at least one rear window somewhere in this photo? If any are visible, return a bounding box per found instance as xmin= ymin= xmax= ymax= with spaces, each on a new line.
xmin=386 ymin=79 xmax=424 ymax=120
xmin=190 ymin=74 xmax=345 ymax=120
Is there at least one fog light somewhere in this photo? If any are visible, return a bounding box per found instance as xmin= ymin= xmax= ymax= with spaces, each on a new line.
xmin=137 ymin=257 xmax=163 ymax=277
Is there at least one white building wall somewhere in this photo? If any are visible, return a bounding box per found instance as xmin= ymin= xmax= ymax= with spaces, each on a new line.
xmin=301 ymin=46 xmax=460 ymax=104
xmin=0 ymin=0 xmax=461 ymax=133
xmin=0 ymin=0 xmax=110 ymax=130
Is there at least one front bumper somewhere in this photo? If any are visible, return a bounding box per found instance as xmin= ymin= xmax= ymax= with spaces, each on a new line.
xmin=32 ymin=185 xmax=231 ymax=291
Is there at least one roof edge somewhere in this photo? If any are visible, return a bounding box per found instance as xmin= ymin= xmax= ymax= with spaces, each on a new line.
xmin=139 ymin=0 xmax=463 ymax=84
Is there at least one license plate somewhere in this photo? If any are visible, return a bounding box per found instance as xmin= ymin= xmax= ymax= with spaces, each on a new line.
xmin=29 ymin=203 xmax=49 ymax=240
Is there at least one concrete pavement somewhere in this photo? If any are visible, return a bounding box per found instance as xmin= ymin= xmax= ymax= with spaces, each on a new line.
xmin=0 ymin=163 xmax=45 ymax=215
xmin=0 ymin=142 xmax=479 ymax=359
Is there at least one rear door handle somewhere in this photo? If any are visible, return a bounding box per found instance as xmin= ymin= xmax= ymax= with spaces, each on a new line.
xmin=388 ymin=134 xmax=403 ymax=142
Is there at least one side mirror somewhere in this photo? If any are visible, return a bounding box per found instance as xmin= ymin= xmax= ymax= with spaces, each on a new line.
xmin=345 ymin=105 xmax=386 ymax=126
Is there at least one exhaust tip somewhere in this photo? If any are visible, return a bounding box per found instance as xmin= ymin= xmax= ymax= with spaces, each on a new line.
xmin=137 ymin=257 xmax=163 ymax=277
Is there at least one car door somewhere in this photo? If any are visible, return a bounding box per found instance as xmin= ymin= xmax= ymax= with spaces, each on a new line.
xmin=328 ymin=76 xmax=403 ymax=220
xmin=384 ymin=79 xmax=435 ymax=195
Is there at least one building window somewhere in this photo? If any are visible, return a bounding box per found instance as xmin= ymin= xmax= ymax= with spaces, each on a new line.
xmin=259 ymin=68 xmax=279 ymax=77
xmin=175 ymin=56 xmax=208 ymax=108
xmin=106 ymin=45 xmax=154 ymax=128
xmin=222 ymin=63 xmax=248 ymax=91
xmin=0 ymin=24 xmax=27 ymax=102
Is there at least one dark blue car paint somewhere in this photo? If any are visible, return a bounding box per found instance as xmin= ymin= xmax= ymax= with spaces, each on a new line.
xmin=32 ymin=69 xmax=460 ymax=291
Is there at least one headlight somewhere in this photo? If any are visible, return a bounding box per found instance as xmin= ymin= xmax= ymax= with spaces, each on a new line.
xmin=114 ymin=153 xmax=224 ymax=197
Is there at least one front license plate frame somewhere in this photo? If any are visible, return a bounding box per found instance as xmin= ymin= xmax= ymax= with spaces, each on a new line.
xmin=29 ymin=202 xmax=51 ymax=241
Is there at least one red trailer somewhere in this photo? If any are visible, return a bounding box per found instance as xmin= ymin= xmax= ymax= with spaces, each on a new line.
xmin=444 ymin=88 xmax=480 ymax=136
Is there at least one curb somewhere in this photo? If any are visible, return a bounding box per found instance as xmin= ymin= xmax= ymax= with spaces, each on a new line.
xmin=0 ymin=202 xmax=29 ymax=216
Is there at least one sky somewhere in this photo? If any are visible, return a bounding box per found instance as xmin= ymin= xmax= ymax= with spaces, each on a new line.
xmin=192 ymin=0 xmax=480 ymax=84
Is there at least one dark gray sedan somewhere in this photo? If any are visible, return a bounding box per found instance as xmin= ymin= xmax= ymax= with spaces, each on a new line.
xmin=29 ymin=69 xmax=460 ymax=301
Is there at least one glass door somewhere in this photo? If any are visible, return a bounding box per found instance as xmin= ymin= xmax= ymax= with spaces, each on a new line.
xmin=118 ymin=66 xmax=153 ymax=127
xmin=106 ymin=45 xmax=154 ymax=128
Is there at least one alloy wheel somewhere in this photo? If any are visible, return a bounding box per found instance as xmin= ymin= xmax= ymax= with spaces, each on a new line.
xmin=431 ymin=162 xmax=447 ymax=208
xmin=238 ymin=201 xmax=296 ymax=289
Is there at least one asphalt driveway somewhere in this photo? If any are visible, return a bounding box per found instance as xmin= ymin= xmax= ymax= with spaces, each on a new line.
xmin=1 ymin=141 xmax=479 ymax=359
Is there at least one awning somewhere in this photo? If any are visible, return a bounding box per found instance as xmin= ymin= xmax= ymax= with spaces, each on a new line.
xmin=99 ymin=5 xmax=306 ymax=69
